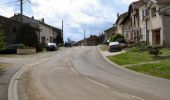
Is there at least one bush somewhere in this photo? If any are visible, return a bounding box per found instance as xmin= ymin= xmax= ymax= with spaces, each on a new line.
xmin=116 ymin=38 xmax=126 ymax=43
xmin=134 ymin=41 xmax=146 ymax=48
xmin=148 ymin=46 xmax=163 ymax=57
xmin=103 ymin=40 xmax=109 ymax=45
xmin=0 ymin=27 xmax=5 ymax=50
xmin=36 ymin=43 xmax=43 ymax=52
xmin=18 ymin=44 xmax=26 ymax=49
xmin=110 ymin=34 xmax=124 ymax=42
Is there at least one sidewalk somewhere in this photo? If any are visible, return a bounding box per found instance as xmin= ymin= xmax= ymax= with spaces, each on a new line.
xmin=101 ymin=50 xmax=126 ymax=57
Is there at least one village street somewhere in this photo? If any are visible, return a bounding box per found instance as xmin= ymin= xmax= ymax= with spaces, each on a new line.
xmin=13 ymin=47 xmax=170 ymax=100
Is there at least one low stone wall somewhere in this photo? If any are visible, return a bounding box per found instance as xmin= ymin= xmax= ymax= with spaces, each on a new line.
xmin=17 ymin=48 xmax=36 ymax=55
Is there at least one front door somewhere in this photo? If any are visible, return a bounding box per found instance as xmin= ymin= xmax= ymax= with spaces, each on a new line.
xmin=152 ymin=29 xmax=160 ymax=45
xmin=41 ymin=37 xmax=46 ymax=45
xmin=155 ymin=30 xmax=160 ymax=45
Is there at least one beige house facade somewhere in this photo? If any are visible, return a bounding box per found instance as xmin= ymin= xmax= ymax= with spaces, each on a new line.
xmin=138 ymin=0 xmax=170 ymax=47
xmin=39 ymin=23 xmax=54 ymax=45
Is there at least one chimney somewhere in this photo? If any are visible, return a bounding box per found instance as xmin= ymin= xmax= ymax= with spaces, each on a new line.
xmin=32 ymin=16 xmax=34 ymax=19
xmin=41 ymin=18 xmax=45 ymax=23
xmin=117 ymin=13 xmax=120 ymax=18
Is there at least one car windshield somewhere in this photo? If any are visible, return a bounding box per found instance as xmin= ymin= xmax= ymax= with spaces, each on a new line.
xmin=109 ymin=42 xmax=119 ymax=46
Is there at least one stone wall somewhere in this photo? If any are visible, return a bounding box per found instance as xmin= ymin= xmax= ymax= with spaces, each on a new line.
xmin=17 ymin=48 xmax=36 ymax=55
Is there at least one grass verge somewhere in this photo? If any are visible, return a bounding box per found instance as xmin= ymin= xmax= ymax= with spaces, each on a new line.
xmin=108 ymin=48 xmax=170 ymax=65
xmin=99 ymin=45 xmax=109 ymax=51
xmin=126 ymin=60 xmax=170 ymax=79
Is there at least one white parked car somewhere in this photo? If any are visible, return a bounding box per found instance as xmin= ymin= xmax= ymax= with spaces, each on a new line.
xmin=46 ymin=43 xmax=58 ymax=51
xmin=108 ymin=42 xmax=121 ymax=52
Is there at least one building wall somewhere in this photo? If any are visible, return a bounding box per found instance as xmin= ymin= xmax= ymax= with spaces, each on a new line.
xmin=148 ymin=4 xmax=163 ymax=46
xmin=39 ymin=24 xmax=53 ymax=44
xmin=0 ymin=16 xmax=20 ymax=46
xmin=129 ymin=6 xmax=140 ymax=44
xmin=104 ymin=28 xmax=115 ymax=41
xmin=139 ymin=4 xmax=147 ymax=42
xmin=117 ymin=25 xmax=123 ymax=34
xmin=122 ymin=20 xmax=131 ymax=42
xmin=162 ymin=7 xmax=170 ymax=47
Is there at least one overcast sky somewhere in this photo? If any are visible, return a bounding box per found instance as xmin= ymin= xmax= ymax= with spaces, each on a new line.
xmin=0 ymin=0 xmax=137 ymax=41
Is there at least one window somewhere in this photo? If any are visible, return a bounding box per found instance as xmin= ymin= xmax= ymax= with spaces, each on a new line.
xmin=142 ymin=10 xmax=145 ymax=20
xmin=151 ymin=7 xmax=157 ymax=18
xmin=41 ymin=37 xmax=46 ymax=44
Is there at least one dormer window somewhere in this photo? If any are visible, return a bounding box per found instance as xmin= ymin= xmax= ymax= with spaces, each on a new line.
xmin=151 ymin=7 xmax=157 ymax=17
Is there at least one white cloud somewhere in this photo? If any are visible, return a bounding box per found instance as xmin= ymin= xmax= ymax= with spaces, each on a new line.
xmin=121 ymin=0 xmax=138 ymax=4
xmin=0 ymin=0 xmax=136 ymax=41
xmin=29 ymin=0 xmax=117 ymax=41
xmin=0 ymin=5 xmax=15 ymax=17
xmin=30 ymin=0 xmax=115 ymax=25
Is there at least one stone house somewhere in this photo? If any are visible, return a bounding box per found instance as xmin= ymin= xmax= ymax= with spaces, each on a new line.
xmin=76 ymin=34 xmax=104 ymax=46
xmin=11 ymin=14 xmax=62 ymax=46
xmin=120 ymin=15 xmax=131 ymax=44
xmin=138 ymin=0 xmax=170 ymax=47
xmin=38 ymin=21 xmax=62 ymax=46
xmin=127 ymin=1 xmax=142 ymax=44
xmin=115 ymin=12 xmax=128 ymax=35
xmin=104 ymin=26 xmax=116 ymax=41
xmin=0 ymin=15 xmax=20 ymax=46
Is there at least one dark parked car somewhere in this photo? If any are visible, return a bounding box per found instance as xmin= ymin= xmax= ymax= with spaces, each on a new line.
xmin=108 ymin=42 xmax=121 ymax=52
xmin=0 ymin=44 xmax=24 ymax=54
xmin=46 ymin=43 xmax=58 ymax=51
xmin=64 ymin=42 xmax=72 ymax=47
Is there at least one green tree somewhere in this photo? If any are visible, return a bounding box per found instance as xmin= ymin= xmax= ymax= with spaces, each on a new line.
xmin=16 ymin=23 xmax=38 ymax=47
xmin=0 ymin=27 xmax=5 ymax=50
xmin=110 ymin=33 xmax=124 ymax=42
xmin=54 ymin=32 xmax=63 ymax=46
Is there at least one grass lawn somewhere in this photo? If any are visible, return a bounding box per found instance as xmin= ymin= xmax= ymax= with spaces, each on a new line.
xmin=126 ymin=60 xmax=170 ymax=79
xmin=99 ymin=45 xmax=109 ymax=51
xmin=108 ymin=48 xmax=170 ymax=65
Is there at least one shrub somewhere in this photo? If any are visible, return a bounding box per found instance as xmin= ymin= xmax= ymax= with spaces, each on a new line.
xmin=135 ymin=41 xmax=146 ymax=48
xmin=148 ymin=46 xmax=163 ymax=57
xmin=116 ymin=38 xmax=125 ymax=43
xmin=0 ymin=27 xmax=5 ymax=50
xmin=110 ymin=34 xmax=124 ymax=42
xmin=103 ymin=40 xmax=109 ymax=45
xmin=18 ymin=44 xmax=26 ymax=49
xmin=36 ymin=43 xmax=43 ymax=52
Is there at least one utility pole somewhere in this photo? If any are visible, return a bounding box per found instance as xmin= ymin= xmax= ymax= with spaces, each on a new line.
xmin=84 ymin=29 xmax=86 ymax=46
xmin=20 ymin=0 xmax=23 ymax=23
xmin=62 ymin=20 xmax=64 ymax=46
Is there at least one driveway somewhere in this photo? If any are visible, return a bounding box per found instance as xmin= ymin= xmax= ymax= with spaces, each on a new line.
xmin=17 ymin=46 xmax=170 ymax=100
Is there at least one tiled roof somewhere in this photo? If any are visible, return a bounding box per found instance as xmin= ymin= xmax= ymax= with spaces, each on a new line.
xmin=115 ymin=12 xmax=128 ymax=25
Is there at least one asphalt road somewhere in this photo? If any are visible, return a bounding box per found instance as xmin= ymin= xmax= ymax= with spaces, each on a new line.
xmin=0 ymin=50 xmax=64 ymax=100
xmin=19 ymin=47 xmax=170 ymax=100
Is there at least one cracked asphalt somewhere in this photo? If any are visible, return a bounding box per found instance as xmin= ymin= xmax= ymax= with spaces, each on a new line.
xmin=16 ymin=47 xmax=170 ymax=100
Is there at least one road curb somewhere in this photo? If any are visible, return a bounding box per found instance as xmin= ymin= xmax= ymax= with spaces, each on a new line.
xmin=97 ymin=45 xmax=170 ymax=83
xmin=8 ymin=66 xmax=28 ymax=100
xmin=8 ymin=58 xmax=50 ymax=100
